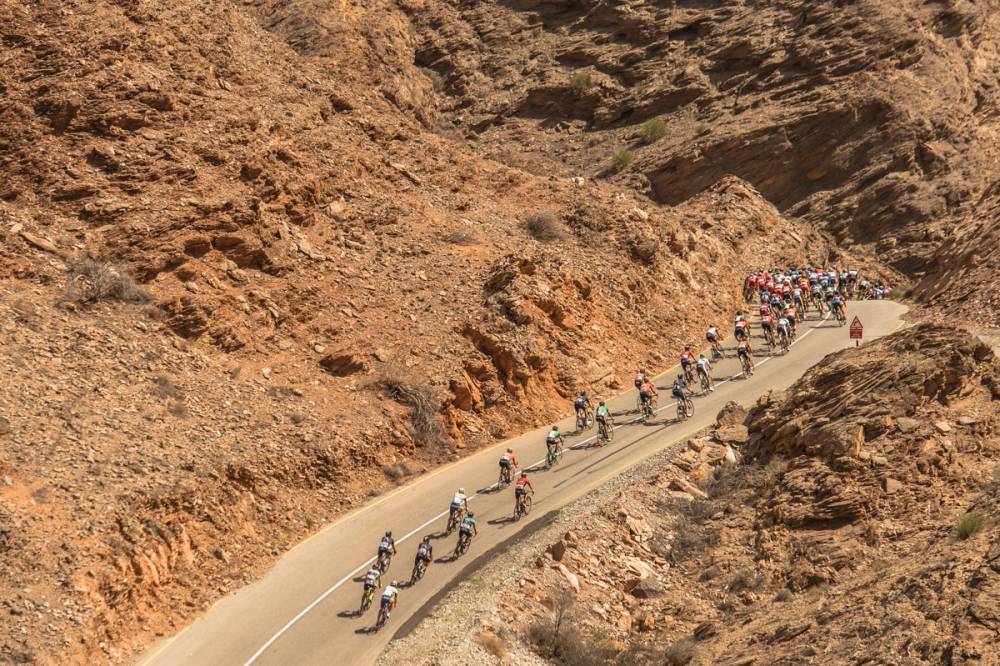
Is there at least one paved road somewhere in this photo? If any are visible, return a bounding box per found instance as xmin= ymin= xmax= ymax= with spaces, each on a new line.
xmin=141 ymin=301 xmax=907 ymax=666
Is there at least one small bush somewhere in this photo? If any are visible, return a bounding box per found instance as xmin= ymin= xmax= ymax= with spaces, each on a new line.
xmin=612 ymin=147 xmax=632 ymax=170
xmin=728 ymin=568 xmax=766 ymax=593
xmin=523 ymin=210 xmax=565 ymax=242
xmin=441 ymin=229 xmax=478 ymax=245
xmin=568 ymin=71 xmax=593 ymax=96
xmin=288 ymin=412 xmax=308 ymax=425
xmin=475 ymin=632 xmax=508 ymax=659
xmin=694 ymin=122 xmax=710 ymax=135
xmin=668 ymin=523 xmax=721 ymax=563
xmin=66 ymin=259 xmax=150 ymax=305
xmin=168 ymin=400 xmax=190 ymax=419
xmin=662 ymin=638 xmax=697 ymax=666
xmin=383 ymin=462 xmax=412 ymax=482
xmin=954 ymin=512 xmax=985 ymax=540
xmin=378 ymin=372 xmax=443 ymax=447
xmin=528 ymin=617 xmax=615 ymax=666
xmin=774 ymin=589 xmax=794 ymax=602
xmin=152 ymin=375 xmax=184 ymax=401
xmin=639 ymin=118 xmax=667 ymax=145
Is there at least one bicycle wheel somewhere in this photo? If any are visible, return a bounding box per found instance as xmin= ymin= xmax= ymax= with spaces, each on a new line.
xmin=523 ymin=495 xmax=532 ymax=516
xmin=676 ymin=402 xmax=685 ymax=421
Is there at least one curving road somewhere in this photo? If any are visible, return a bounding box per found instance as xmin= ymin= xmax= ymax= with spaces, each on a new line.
xmin=141 ymin=301 xmax=907 ymax=666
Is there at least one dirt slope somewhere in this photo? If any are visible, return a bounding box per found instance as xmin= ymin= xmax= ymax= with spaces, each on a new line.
xmin=381 ymin=324 xmax=1000 ymax=665
xmin=0 ymin=1 xmax=871 ymax=663
xmin=408 ymin=0 xmax=1000 ymax=323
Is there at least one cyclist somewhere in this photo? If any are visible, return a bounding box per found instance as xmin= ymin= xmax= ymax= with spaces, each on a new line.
xmin=776 ymin=315 xmax=791 ymax=347
xmin=574 ymin=391 xmax=592 ymax=424
xmin=449 ymin=488 xmax=469 ymax=524
xmin=734 ymin=316 xmax=750 ymax=342
xmin=737 ymin=338 xmax=754 ymax=373
xmin=680 ymin=346 xmax=696 ymax=384
xmin=638 ymin=379 xmax=658 ymax=414
xmin=377 ymin=530 xmax=396 ymax=565
xmin=514 ymin=471 xmax=534 ymax=512
xmin=672 ymin=374 xmax=692 ymax=413
xmin=499 ymin=448 xmax=517 ymax=483
xmin=413 ymin=536 xmax=433 ymax=575
xmin=380 ymin=581 xmax=399 ymax=618
xmin=760 ymin=310 xmax=775 ymax=347
xmin=546 ymin=425 xmax=564 ymax=457
xmin=784 ymin=303 xmax=797 ymax=336
xmin=595 ymin=399 xmax=613 ymax=432
xmin=634 ymin=368 xmax=647 ymax=391
xmin=458 ymin=511 xmax=477 ymax=549
xmin=706 ymin=324 xmax=719 ymax=345
xmin=696 ymin=353 xmax=714 ymax=392
xmin=363 ymin=565 xmax=381 ymax=602
xmin=831 ymin=293 xmax=846 ymax=320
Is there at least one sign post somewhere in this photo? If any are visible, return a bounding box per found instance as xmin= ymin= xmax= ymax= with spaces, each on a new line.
xmin=849 ymin=316 xmax=863 ymax=347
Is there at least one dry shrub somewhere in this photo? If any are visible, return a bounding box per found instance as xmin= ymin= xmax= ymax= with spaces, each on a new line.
xmin=954 ymin=512 xmax=985 ymax=540
xmin=568 ymin=71 xmax=593 ymax=96
xmin=66 ymin=259 xmax=150 ymax=304
xmin=378 ymin=372 xmax=443 ymax=447
xmin=475 ymin=632 xmax=508 ymax=659
xmin=658 ymin=497 xmax=721 ymax=563
xmin=639 ymin=118 xmax=667 ymax=145
xmin=152 ymin=375 xmax=184 ymax=401
xmin=527 ymin=595 xmax=615 ymax=666
xmin=168 ymin=400 xmax=190 ymax=419
xmin=441 ymin=229 xmax=479 ymax=245
xmin=728 ymin=568 xmax=767 ymax=593
xmin=523 ymin=210 xmax=565 ymax=242
xmin=383 ymin=462 xmax=412 ymax=482
xmin=612 ymin=147 xmax=632 ymax=170
xmin=662 ymin=638 xmax=697 ymax=666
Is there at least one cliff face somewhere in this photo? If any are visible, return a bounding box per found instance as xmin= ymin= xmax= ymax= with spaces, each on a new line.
xmin=0 ymin=1 xmax=867 ymax=663
xmin=409 ymin=0 xmax=1000 ymax=323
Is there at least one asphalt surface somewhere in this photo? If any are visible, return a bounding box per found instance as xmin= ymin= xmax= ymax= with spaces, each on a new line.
xmin=140 ymin=300 xmax=907 ymax=666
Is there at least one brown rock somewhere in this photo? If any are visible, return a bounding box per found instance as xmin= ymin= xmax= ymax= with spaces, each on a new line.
xmin=883 ymin=478 xmax=902 ymax=494
xmin=715 ymin=424 xmax=749 ymax=444
xmin=715 ymin=401 xmax=748 ymax=427
xmin=548 ymin=540 xmax=567 ymax=561
xmin=896 ymin=417 xmax=920 ymax=433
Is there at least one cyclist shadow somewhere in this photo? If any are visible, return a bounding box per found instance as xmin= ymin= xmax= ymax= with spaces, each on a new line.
xmin=488 ymin=515 xmax=515 ymax=526
xmin=437 ymin=551 xmax=465 ymax=564
xmin=523 ymin=463 xmax=547 ymax=473
xmin=478 ymin=483 xmax=503 ymax=494
xmin=338 ymin=609 xmax=362 ymax=619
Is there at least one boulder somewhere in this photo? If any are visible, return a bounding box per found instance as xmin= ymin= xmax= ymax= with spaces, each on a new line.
xmin=715 ymin=401 xmax=747 ymax=427
xmin=934 ymin=420 xmax=952 ymax=433
xmin=715 ymin=424 xmax=749 ymax=444
xmin=626 ymin=576 xmax=663 ymax=599
xmin=548 ymin=540 xmax=567 ymax=562
xmin=896 ymin=417 xmax=920 ymax=433
xmin=557 ymin=563 xmax=580 ymax=593
xmin=883 ymin=477 xmax=902 ymax=494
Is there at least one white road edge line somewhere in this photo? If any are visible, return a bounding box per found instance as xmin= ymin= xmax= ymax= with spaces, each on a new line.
xmin=241 ymin=307 xmax=835 ymax=665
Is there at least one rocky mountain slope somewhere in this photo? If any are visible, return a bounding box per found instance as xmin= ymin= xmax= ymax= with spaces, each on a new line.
xmin=408 ymin=0 xmax=1000 ymax=324
xmin=381 ymin=324 xmax=1000 ymax=665
xmin=0 ymin=1 xmax=872 ymax=663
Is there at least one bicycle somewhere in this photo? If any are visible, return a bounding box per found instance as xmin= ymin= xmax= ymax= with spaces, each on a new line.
xmin=675 ymin=396 xmax=694 ymax=421
xmin=836 ymin=307 xmax=846 ymax=325
xmin=575 ymin=409 xmax=593 ymax=432
xmin=640 ymin=397 xmax=656 ymax=423
xmin=360 ymin=586 xmax=376 ymax=614
xmin=597 ymin=418 xmax=613 ymax=445
xmin=514 ymin=492 xmax=533 ymax=521
xmin=445 ymin=506 xmax=465 ymax=535
xmin=545 ymin=441 xmax=563 ymax=467
xmin=455 ymin=530 xmax=472 ymax=558
xmin=410 ymin=559 xmax=428 ymax=585
xmin=682 ymin=363 xmax=696 ymax=387
xmin=375 ymin=604 xmax=391 ymax=632
xmin=376 ymin=551 xmax=392 ymax=574
xmin=710 ymin=339 xmax=723 ymax=360
xmin=498 ymin=464 xmax=515 ymax=488
xmin=740 ymin=353 xmax=754 ymax=376
xmin=779 ymin=330 xmax=790 ymax=353
xmin=698 ymin=369 xmax=711 ymax=393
